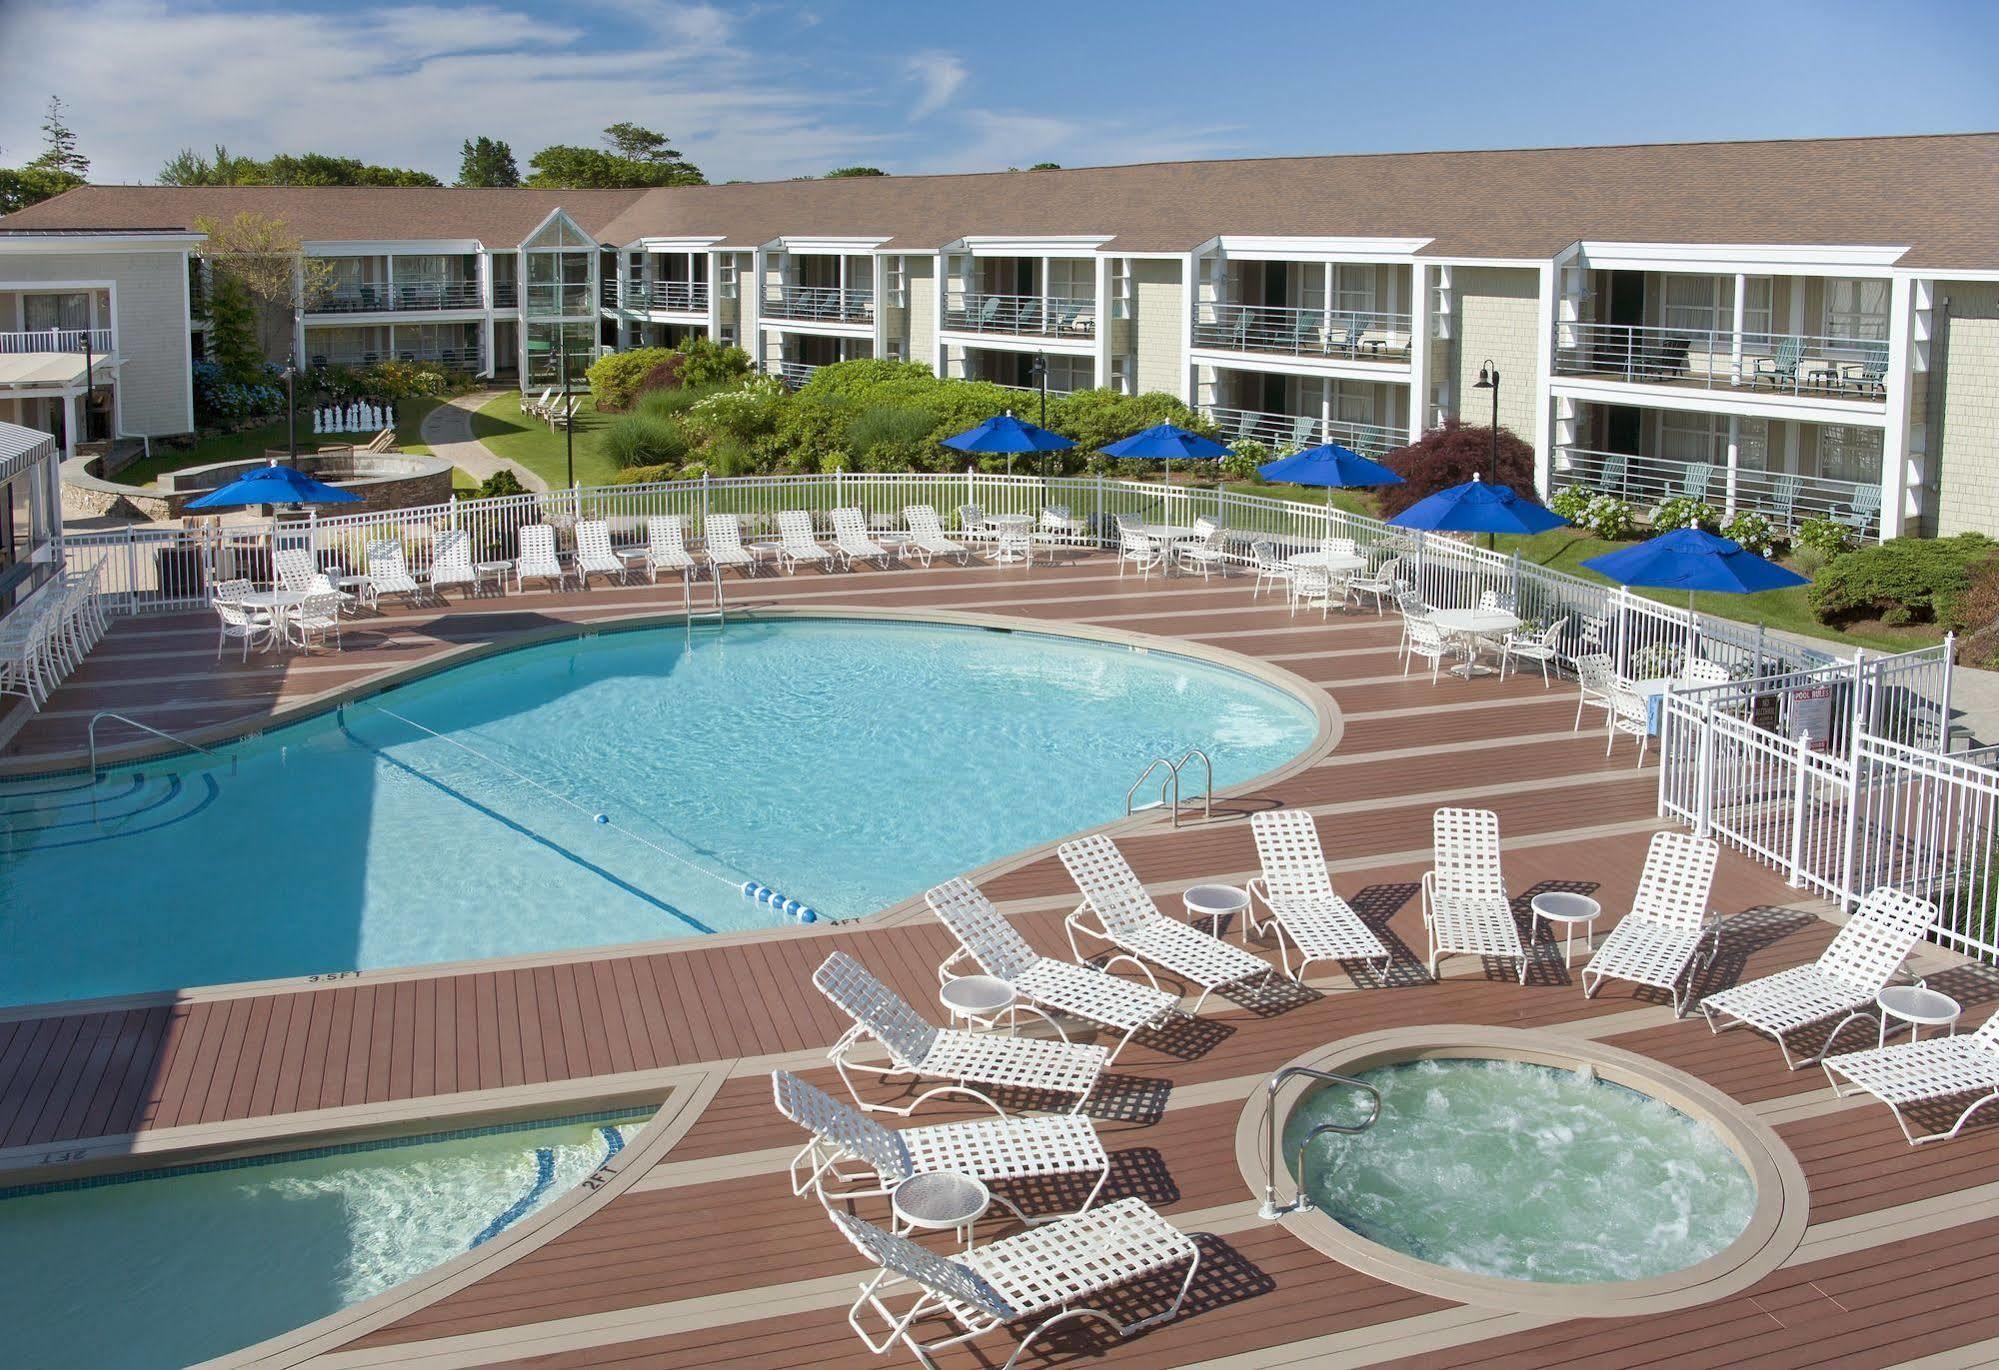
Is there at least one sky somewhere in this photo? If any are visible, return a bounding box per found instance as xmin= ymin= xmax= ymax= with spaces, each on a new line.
xmin=0 ymin=0 xmax=1995 ymax=186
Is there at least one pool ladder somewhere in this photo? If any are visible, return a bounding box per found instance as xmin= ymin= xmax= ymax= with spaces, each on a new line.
xmin=1257 ymin=1065 xmax=1383 ymax=1220
xmin=86 ymin=711 xmax=237 ymax=823
xmin=681 ymin=561 xmax=727 ymax=643
xmin=1125 ymin=748 xmax=1213 ymax=828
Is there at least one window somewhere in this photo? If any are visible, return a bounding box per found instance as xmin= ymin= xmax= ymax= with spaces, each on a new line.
xmin=525 ymin=250 xmax=591 ymax=316
xmin=718 ymin=324 xmax=737 ymax=347
xmin=1660 ymin=275 xmax=1771 ymax=336
xmin=1814 ymin=425 xmax=1883 ymax=484
xmin=1047 ymin=257 xmax=1093 ymax=303
xmin=881 ymin=255 xmax=906 ymax=305
xmin=1332 ymin=264 xmax=1376 ymax=319
xmin=22 ymin=292 xmax=88 ymax=332
xmin=1659 ymin=413 xmax=1768 ymax=469
xmin=1822 ymin=278 xmax=1890 ymax=341
xmin=1332 ymin=381 xmax=1376 ymax=426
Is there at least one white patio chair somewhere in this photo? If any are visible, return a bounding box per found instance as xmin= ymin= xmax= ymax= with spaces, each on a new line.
xmin=827 ymin=1198 xmax=1198 ymax=1370
xmin=775 ymin=509 xmax=833 ymax=574
xmin=1116 ymin=522 xmax=1162 ymax=579
xmin=287 ymin=591 xmax=344 ymax=653
xmin=364 ymin=539 xmax=422 ymax=605
xmin=1249 ymin=541 xmax=1292 ymax=600
xmin=772 ymin=1070 xmax=1110 ymax=1223
xmin=515 ymin=523 xmax=570 ymax=591
xmin=273 ymin=546 xmax=316 ymax=594
xmin=1701 ymin=886 xmax=1939 ymax=1069
xmin=1036 ymin=505 xmax=1089 ymax=560
xmin=1580 ymin=830 xmax=1722 ymax=1015
xmin=812 ymin=951 xmax=1106 ymax=1116
xmin=0 ymin=609 xmax=56 ymax=708
xmin=1682 ymin=657 xmax=1731 ymax=687
xmin=1572 ymin=652 xmax=1618 ymax=731
xmin=1824 ymin=1013 xmax=1999 ymax=1146
xmin=1246 ymin=810 xmax=1394 ymax=981
xmin=210 ymin=580 xmax=274 ymax=660
xmin=902 ymin=505 xmax=968 ymax=566
xmin=1394 ymin=590 xmax=1431 ymax=663
xmin=1403 ymin=617 xmax=1451 ymax=682
xmin=426 ymin=528 xmax=476 ymax=599
xmin=1322 ymin=536 xmax=1358 ymax=558
xmin=573 ymin=519 xmax=625 ymax=586
xmin=1175 ymin=518 xmax=1228 ymax=580
xmin=956 ymin=503 xmax=993 ymax=543
xmin=1422 ymin=807 xmax=1528 ymax=983
xmin=926 ymin=877 xmax=1178 ymax=1062
xmin=642 ymin=515 xmax=695 ymax=581
xmin=523 ymin=387 xmax=554 ymax=419
xmin=1057 ymin=834 xmax=1272 ymax=1013
xmin=702 ymin=512 xmax=763 ymax=576
xmin=1289 ymin=564 xmax=1342 ymax=618
xmin=1349 ymin=555 xmax=1402 ymax=615
xmin=1606 ymin=678 xmax=1651 ymax=764
xmin=831 ymin=506 xmax=891 ymax=568
xmin=1502 ymin=616 xmax=1568 ymax=687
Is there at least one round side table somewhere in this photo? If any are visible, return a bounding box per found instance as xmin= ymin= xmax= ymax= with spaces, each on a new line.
xmin=1529 ymin=892 xmax=1602 ymax=968
xmin=1876 ymin=984 xmax=1961 ymax=1049
xmin=892 ymin=1170 xmax=990 ymax=1253
xmin=1183 ymin=883 xmax=1250 ymax=933
xmin=940 ymin=975 xmax=1018 ymax=1033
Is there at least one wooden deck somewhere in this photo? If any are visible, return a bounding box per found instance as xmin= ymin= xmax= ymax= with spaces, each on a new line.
xmin=5 ymin=551 xmax=1997 ymax=1369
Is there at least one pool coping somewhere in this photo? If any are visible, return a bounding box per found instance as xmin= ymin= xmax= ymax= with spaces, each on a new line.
xmin=1231 ymin=1025 xmax=1811 ymax=1319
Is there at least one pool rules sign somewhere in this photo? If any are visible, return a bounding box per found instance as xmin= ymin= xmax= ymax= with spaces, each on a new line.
xmin=1789 ymin=685 xmax=1835 ymax=752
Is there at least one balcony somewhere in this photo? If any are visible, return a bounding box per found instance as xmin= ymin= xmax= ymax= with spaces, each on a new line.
xmin=492 ymin=281 xmax=518 ymax=309
xmin=523 ymin=283 xmax=595 ymax=317
xmin=1552 ymin=446 xmax=1882 ymax=538
xmin=776 ymin=360 xmax=819 ymax=387
xmin=762 ymin=286 xmax=873 ymax=325
xmin=944 ymin=292 xmax=1098 ymax=339
xmin=1193 ymin=302 xmax=1413 ymax=362
xmin=1205 ymin=405 xmax=1402 ymax=461
xmin=0 ymin=328 xmax=113 ymax=355
xmin=307 ymin=344 xmax=482 ymax=370
xmin=1553 ymin=323 xmax=1889 ymax=400
xmin=312 ymin=281 xmax=484 ymax=314
xmin=606 ymin=280 xmax=710 ymax=313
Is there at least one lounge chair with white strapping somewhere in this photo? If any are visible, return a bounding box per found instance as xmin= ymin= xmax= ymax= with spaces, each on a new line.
xmin=702 ymin=512 xmax=763 ymax=576
xmin=831 ymin=506 xmax=891 ymax=569
xmin=573 ymin=519 xmax=625 ymax=586
xmin=523 ymin=387 xmax=554 ymax=419
xmin=1824 ymin=1013 xmax=1999 ymax=1145
xmin=426 ymin=528 xmax=476 ymax=599
xmin=827 ymin=1198 xmax=1198 ymax=1370
xmin=775 ymin=509 xmax=833 ymax=574
xmin=1246 ymin=810 xmax=1395 ymax=981
xmin=902 ymin=505 xmax=968 ymax=566
xmin=1579 ymin=831 xmax=1722 ymax=1016
xmin=1057 ymin=834 xmax=1272 ymax=1013
xmin=926 ymin=877 xmax=1178 ymax=1061
xmin=772 ymin=1070 xmax=1110 ymax=1223
xmin=273 ymin=547 xmax=316 ymax=594
xmin=1682 ymin=657 xmax=1731 ymax=687
xmin=1423 ymin=807 xmax=1528 ymax=983
xmin=515 ymin=523 xmax=570 ymax=591
xmin=642 ymin=515 xmax=695 ymax=581
xmin=812 ymin=951 xmax=1106 ymax=1116
xmin=1701 ymin=887 xmax=1939 ymax=1069
xmin=364 ymin=539 xmax=422 ymax=605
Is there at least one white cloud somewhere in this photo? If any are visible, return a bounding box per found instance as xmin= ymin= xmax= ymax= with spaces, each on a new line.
xmin=903 ymin=51 xmax=968 ymax=120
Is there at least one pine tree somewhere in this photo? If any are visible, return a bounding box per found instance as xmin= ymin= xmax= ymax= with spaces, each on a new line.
xmin=27 ymin=96 xmax=89 ymax=179
xmin=457 ymin=137 xmax=520 ymax=187
xmin=205 ymin=272 xmax=266 ymax=387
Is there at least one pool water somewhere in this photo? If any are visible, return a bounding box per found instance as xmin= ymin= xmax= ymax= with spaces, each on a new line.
xmin=0 ymin=619 xmax=1316 ymax=1006
xmin=0 ymin=1113 xmax=643 ymax=1370
xmin=1284 ymin=1058 xmax=1756 ymax=1284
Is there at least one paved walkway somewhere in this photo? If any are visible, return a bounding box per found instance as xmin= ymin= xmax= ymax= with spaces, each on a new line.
xmin=421 ymin=389 xmax=548 ymax=492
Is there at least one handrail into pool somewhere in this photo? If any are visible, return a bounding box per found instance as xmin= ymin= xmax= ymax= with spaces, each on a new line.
xmin=1124 ymin=747 xmax=1213 ymax=828
xmin=1258 ymin=1064 xmax=1382 ymax=1220
xmin=87 ymin=711 xmax=235 ymax=782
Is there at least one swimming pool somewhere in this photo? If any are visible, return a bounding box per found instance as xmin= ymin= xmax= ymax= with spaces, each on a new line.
xmin=0 ymin=1111 xmax=644 ymax=1370
xmin=0 ymin=618 xmax=1318 ymax=1006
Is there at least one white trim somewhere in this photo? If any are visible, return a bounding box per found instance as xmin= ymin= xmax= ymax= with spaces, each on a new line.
xmin=624 ymin=234 xmax=724 ymax=252
xmin=1186 ymin=347 xmax=1414 ymax=384
xmin=945 ymin=234 xmax=1112 ymax=256
xmin=180 ymin=247 xmax=196 ymax=430
xmin=519 ymin=206 xmax=598 ymax=251
xmin=302 ymin=239 xmax=484 ymax=256
xmin=1547 ymin=375 xmax=1892 ymax=425
xmin=767 ymin=235 xmax=889 ymax=254
xmin=1212 ymin=234 xmax=1433 ymax=261
xmin=0 ymin=232 xmax=203 ymax=254
xmin=938 ymin=330 xmax=1095 ymax=357
xmin=1576 ymin=241 xmax=1909 ymax=274
xmin=1417 ymin=254 xmax=1550 ymax=268
xmin=756 ymin=317 xmax=875 ymax=340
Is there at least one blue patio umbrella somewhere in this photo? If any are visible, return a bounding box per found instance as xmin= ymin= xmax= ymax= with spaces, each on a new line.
xmin=1581 ymin=526 xmax=1807 ymax=613
xmin=1257 ymin=443 xmax=1403 ymax=508
xmin=185 ymin=461 xmax=363 ymax=510
xmin=1387 ymin=474 xmax=1568 ymax=538
xmin=1099 ymin=423 xmax=1231 ymax=484
xmin=940 ymin=413 xmax=1076 ymax=475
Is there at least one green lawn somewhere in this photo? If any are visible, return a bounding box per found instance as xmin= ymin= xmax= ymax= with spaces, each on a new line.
xmin=108 ymin=394 xmax=450 ymax=487
xmin=470 ymin=390 xmax=617 ymax=488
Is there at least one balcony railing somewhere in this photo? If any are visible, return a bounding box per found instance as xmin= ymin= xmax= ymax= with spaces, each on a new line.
xmin=0 ymin=328 xmax=114 ymax=355
xmin=1192 ymin=302 xmax=1413 ymax=361
xmin=607 ymin=280 xmax=710 ymax=313
xmin=1205 ymin=405 xmax=1402 ymax=461
xmin=1552 ymin=446 xmax=1883 ymax=538
xmin=307 ymin=345 xmax=482 ymax=370
xmin=776 ymin=360 xmax=820 ymax=387
xmin=763 ymin=285 xmax=874 ymax=324
xmin=1553 ymin=323 xmax=1891 ymax=399
xmin=944 ymin=292 xmax=1098 ymax=338
xmin=492 ymin=281 xmax=518 ymax=309
xmin=524 ymin=283 xmax=595 ymax=317
xmin=312 ymin=281 xmax=484 ymax=313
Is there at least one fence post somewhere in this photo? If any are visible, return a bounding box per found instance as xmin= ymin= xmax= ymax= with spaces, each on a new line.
xmin=307 ymin=508 xmax=319 ymax=563
xmin=1694 ymin=702 xmax=1715 ymax=836
xmin=1940 ymin=632 xmax=1957 ymax=752
xmin=1836 ymin=739 xmax=1863 ymax=912
xmin=1787 ymin=730 xmax=1812 ymax=887
xmin=701 ymin=469 xmax=712 ymax=533
xmin=1509 ymin=548 xmax=1521 ymax=614
xmin=834 ymin=465 xmax=843 ymax=508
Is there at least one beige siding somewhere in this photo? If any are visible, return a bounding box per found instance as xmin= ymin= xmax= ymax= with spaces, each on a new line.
xmin=0 ymin=249 xmax=195 ymax=436
xmin=1932 ymin=282 xmax=1999 ymax=536
xmin=905 ymin=255 xmax=937 ymax=370
xmin=1131 ymin=259 xmax=1185 ymax=397
xmin=1450 ymin=266 xmax=1539 ymax=438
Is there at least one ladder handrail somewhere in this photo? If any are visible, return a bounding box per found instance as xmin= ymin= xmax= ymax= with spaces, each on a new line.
xmin=1257 ymin=1065 xmax=1382 ymax=1219
xmin=87 ymin=710 xmax=231 ymax=781
xmin=1124 ymin=748 xmax=1214 ymax=828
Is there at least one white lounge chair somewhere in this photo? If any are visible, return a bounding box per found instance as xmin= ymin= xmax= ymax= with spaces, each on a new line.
xmin=573 ymin=519 xmax=625 ymax=586
xmin=775 ymin=509 xmax=832 ymax=574
xmin=828 ymin=1198 xmax=1197 ymax=1370
xmin=702 ymin=513 xmax=763 ymax=576
xmin=1579 ymin=830 xmax=1722 ymax=1015
xmin=1701 ymin=886 xmax=1940 ymax=1069
xmin=1422 ymin=807 xmax=1528 ymax=983
xmin=523 ymin=387 xmax=554 ymax=419
xmin=426 ymin=528 xmax=476 ymax=599
xmin=772 ymin=1070 xmax=1110 ymax=1223
xmin=273 ymin=546 xmax=316 ymax=594
xmin=812 ymin=951 xmax=1106 ymax=1116
xmin=642 ymin=515 xmax=695 ymax=581
xmin=515 ymin=523 xmax=570 ymax=591
xmin=364 ymin=539 xmax=422 ymax=605
xmin=1058 ymin=834 xmax=1271 ymax=1013
xmin=1246 ymin=810 xmax=1395 ymax=981
xmin=830 ymin=506 xmax=891 ymax=569
xmin=926 ymin=877 xmax=1178 ymax=1061
xmin=902 ymin=505 xmax=968 ymax=566
xmin=1824 ymin=1014 xmax=1999 ymax=1145
xmin=1682 ymin=657 xmax=1731 ymax=687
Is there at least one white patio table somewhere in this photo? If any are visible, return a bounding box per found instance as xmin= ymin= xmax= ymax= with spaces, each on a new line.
xmin=1429 ymin=607 xmax=1520 ymax=678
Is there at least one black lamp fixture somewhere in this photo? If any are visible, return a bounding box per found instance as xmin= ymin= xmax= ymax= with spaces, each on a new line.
xmin=1028 ymin=350 xmax=1050 ymax=478
xmin=1472 ymin=359 xmax=1500 ymax=482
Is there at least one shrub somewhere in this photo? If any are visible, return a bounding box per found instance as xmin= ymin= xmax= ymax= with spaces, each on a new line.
xmin=1378 ymin=421 xmax=1536 ymax=519
xmin=684 ymin=374 xmax=787 ymax=447
xmin=1222 ymin=440 xmax=1269 ymax=482
xmin=586 ymin=347 xmax=675 ymax=411
xmin=1048 ymin=388 xmax=1214 ymax=463
xmin=705 ymin=435 xmax=756 ymax=477
xmin=1651 ymin=496 xmax=1719 ymax=532
xmin=634 ymin=382 xmax=723 ymax=420
xmin=1795 ymin=517 xmax=1853 ymax=562
xmin=475 ymin=468 xmax=524 ymax=499
xmin=1550 ymin=484 xmax=1597 ymax=524
xmin=1723 ymin=510 xmax=1781 ymax=558
xmin=672 ymin=336 xmax=753 ymax=387
xmin=844 ymin=405 xmax=938 ymax=471
xmin=192 ymin=358 xmax=283 ymax=423
xmin=1583 ymin=494 xmax=1637 ymax=540
xmin=1808 ymin=533 xmax=1997 ymax=629
xmin=602 ymin=412 xmax=691 ymax=470
xmin=610 ymin=462 xmax=677 ymax=485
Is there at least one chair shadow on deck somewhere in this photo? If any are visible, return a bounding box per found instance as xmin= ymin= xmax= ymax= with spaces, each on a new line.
xmin=1510 ymin=879 xmax=1606 ymax=989
xmin=1083 ymin=1072 xmax=1175 ymax=1129
xmin=1685 ymin=904 xmax=1823 ymax=1007
xmin=1345 ymin=882 xmax=1436 ymax=988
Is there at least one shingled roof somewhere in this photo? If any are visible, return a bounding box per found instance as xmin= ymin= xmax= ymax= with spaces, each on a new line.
xmin=6 ymin=134 xmax=1997 ymax=268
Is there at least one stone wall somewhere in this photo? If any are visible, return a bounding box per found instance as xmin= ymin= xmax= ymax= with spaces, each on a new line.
xmin=62 ymin=447 xmax=452 ymax=523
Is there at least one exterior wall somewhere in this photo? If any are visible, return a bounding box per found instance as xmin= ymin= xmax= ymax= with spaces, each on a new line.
xmin=0 ymin=249 xmax=195 ymax=437
xmin=905 ymin=255 xmax=937 ymax=371
xmin=1931 ymin=282 xmax=1999 ymax=536
xmin=1449 ymin=266 xmax=1539 ymax=438
xmin=1131 ymin=259 xmax=1185 ymax=397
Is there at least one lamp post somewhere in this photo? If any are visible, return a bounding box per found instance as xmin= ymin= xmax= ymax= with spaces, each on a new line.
xmin=1028 ymin=351 xmax=1049 ymax=478
xmin=79 ymin=324 xmax=94 ymax=458
xmin=1473 ymin=360 xmax=1500 ymax=549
